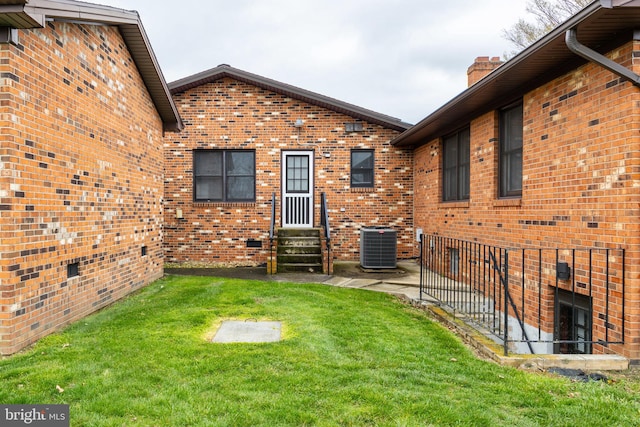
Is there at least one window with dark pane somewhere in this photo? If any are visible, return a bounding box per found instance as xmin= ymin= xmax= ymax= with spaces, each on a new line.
xmin=194 ymin=150 xmax=222 ymax=201
xmin=499 ymin=103 xmax=523 ymax=198
xmin=351 ymin=149 xmax=374 ymax=188
xmin=442 ymin=127 xmax=470 ymax=201
xmin=226 ymin=151 xmax=255 ymax=201
xmin=193 ymin=150 xmax=255 ymax=202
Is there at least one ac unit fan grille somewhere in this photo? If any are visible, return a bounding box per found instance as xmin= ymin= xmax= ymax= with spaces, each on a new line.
xmin=360 ymin=228 xmax=397 ymax=269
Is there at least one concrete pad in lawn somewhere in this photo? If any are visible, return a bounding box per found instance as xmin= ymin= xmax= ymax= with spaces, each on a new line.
xmin=212 ymin=320 xmax=282 ymax=343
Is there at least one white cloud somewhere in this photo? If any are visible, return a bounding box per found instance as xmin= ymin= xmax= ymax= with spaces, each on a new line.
xmin=105 ymin=0 xmax=530 ymax=123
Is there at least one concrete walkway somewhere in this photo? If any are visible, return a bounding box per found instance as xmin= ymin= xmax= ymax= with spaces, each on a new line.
xmin=323 ymin=260 xmax=432 ymax=302
xmin=166 ymin=260 xmax=427 ymax=301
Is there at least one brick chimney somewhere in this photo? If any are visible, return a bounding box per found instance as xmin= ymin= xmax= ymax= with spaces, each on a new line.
xmin=467 ymin=56 xmax=503 ymax=87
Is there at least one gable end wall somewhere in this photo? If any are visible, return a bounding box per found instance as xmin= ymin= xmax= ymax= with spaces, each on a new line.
xmin=164 ymin=78 xmax=414 ymax=266
xmin=0 ymin=22 xmax=165 ymax=355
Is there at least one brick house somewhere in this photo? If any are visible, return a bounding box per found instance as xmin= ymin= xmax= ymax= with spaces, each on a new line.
xmin=3 ymin=0 xmax=638 ymax=364
xmin=391 ymin=2 xmax=640 ymax=362
xmin=0 ymin=1 xmax=181 ymax=354
xmin=164 ymin=65 xmax=413 ymax=271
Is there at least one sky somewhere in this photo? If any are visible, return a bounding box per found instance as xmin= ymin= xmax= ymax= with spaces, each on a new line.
xmin=104 ymin=0 xmax=531 ymax=124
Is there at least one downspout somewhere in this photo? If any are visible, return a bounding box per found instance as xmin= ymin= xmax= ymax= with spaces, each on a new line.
xmin=565 ymin=28 xmax=640 ymax=87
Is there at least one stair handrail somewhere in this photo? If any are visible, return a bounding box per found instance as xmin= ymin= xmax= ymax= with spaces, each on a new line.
xmin=320 ymin=192 xmax=332 ymax=274
xmin=269 ymin=192 xmax=276 ymax=272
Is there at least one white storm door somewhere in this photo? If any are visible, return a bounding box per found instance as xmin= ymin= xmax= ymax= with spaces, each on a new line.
xmin=282 ymin=151 xmax=314 ymax=228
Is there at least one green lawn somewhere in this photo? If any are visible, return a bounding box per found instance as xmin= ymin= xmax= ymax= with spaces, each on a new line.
xmin=1 ymin=276 xmax=639 ymax=426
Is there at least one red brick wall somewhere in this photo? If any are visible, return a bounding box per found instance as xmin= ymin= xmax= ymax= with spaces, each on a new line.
xmin=0 ymin=23 xmax=165 ymax=355
xmin=164 ymin=78 xmax=414 ymax=265
xmin=414 ymin=40 xmax=640 ymax=359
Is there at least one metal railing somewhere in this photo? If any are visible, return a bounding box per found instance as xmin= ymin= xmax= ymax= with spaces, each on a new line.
xmin=320 ymin=192 xmax=332 ymax=274
xmin=268 ymin=192 xmax=276 ymax=271
xmin=419 ymin=234 xmax=625 ymax=356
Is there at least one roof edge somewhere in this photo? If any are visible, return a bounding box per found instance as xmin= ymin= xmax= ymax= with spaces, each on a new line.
xmin=170 ymin=64 xmax=412 ymax=131
xmin=22 ymin=0 xmax=139 ymax=26
xmin=391 ymin=1 xmax=605 ymax=147
xmin=0 ymin=0 xmax=183 ymax=132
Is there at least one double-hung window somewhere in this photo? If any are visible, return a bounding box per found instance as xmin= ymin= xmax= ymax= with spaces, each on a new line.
xmin=499 ymin=103 xmax=523 ymax=198
xmin=442 ymin=127 xmax=470 ymax=201
xmin=193 ymin=150 xmax=255 ymax=202
xmin=351 ymin=149 xmax=374 ymax=188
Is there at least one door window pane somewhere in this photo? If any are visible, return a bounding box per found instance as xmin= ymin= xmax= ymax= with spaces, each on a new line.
xmin=287 ymin=155 xmax=309 ymax=193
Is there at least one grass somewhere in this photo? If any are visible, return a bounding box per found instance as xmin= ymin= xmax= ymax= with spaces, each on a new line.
xmin=1 ymin=275 xmax=639 ymax=426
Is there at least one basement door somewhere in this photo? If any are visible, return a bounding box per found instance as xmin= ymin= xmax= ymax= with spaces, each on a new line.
xmin=554 ymin=289 xmax=592 ymax=354
xmin=282 ymin=151 xmax=314 ymax=228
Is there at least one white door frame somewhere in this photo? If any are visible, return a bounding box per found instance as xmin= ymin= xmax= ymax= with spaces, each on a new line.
xmin=282 ymin=150 xmax=314 ymax=228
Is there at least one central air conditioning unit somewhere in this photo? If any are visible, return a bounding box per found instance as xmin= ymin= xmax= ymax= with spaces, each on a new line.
xmin=360 ymin=227 xmax=397 ymax=269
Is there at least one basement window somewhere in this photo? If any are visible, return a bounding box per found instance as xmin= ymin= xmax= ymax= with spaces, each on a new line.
xmin=67 ymin=262 xmax=79 ymax=278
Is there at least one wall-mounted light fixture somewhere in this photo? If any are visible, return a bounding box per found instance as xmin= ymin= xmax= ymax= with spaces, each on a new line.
xmin=294 ymin=118 xmax=317 ymax=146
xmin=557 ymin=262 xmax=571 ymax=281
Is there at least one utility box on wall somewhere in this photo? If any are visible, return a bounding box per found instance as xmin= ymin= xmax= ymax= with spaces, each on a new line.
xmin=360 ymin=228 xmax=397 ymax=269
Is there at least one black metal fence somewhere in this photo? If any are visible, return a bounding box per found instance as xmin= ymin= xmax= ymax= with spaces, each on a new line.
xmin=419 ymin=234 xmax=625 ymax=355
xmin=320 ymin=192 xmax=332 ymax=274
xmin=268 ymin=192 xmax=277 ymax=271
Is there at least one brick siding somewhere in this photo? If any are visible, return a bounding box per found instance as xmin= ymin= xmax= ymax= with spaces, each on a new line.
xmin=414 ymin=40 xmax=640 ymax=360
xmin=0 ymin=22 xmax=165 ymax=354
xmin=164 ymin=78 xmax=414 ymax=266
